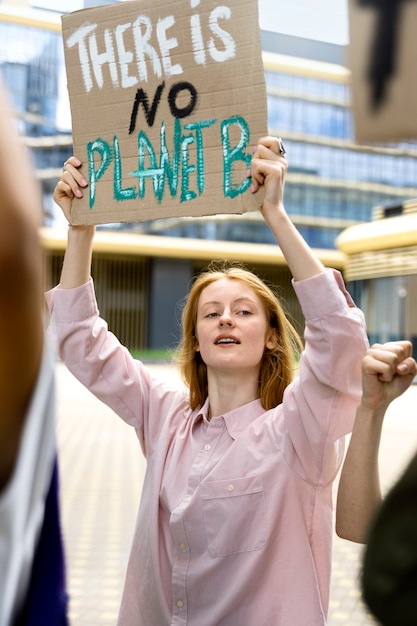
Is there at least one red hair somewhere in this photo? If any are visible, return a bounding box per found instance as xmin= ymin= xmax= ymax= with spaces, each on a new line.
xmin=177 ymin=262 xmax=303 ymax=410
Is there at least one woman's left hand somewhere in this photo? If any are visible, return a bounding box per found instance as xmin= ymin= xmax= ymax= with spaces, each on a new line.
xmin=250 ymin=136 xmax=287 ymax=222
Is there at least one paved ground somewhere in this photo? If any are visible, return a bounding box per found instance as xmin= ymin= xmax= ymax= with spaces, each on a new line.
xmin=55 ymin=362 xmax=417 ymax=625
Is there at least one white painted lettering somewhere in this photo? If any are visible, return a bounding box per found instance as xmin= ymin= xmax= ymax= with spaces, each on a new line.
xmin=89 ymin=28 xmax=119 ymax=89
xmin=209 ymin=6 xmax=235 ymax=63
xmin=190 ymin=12 xmax=206 ymax=65
xmin=65 ymin=4 xmax=237 ymax=93
xmin=156 ymin=16 xmax=183 ymax=77
xmin=65 ymin=23 xmax=98 ymax=93
xmin=115 ymin=22 xmax=138 ymax=88
xmin=132 ymin=16 xmax=162 ymax=82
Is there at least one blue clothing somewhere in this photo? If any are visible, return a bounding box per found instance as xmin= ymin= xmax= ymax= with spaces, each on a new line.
xmin=15 ymin=458 xmax=68 ymax=626
xmin=0 ymin=347 xmax=68 ymax=626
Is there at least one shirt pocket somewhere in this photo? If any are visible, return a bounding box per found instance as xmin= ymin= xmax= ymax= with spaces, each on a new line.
xmin=200 ymin=475 xmax=267 ymax=557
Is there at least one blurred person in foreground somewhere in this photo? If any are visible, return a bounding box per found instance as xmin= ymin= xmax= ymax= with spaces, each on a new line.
xmin=0 ymin=79 xmax=68 ymax=625
xmin=336 ymin=340 xmax=417 ymax=626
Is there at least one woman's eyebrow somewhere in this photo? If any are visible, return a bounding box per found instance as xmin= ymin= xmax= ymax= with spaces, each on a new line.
xmin=200 ymin=297 xmax=257 ymax=308
xmin=234 ymin=297 xmax=257 ymax=305
xmin=199 ymin=300 xmax=220 ymax=310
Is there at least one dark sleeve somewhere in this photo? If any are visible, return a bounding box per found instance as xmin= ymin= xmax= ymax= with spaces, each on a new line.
xmin=362 ymin=450 xmax=417 ymax=626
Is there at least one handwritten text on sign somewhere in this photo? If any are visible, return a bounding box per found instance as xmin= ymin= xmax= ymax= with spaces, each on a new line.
xmin=62 ymin=0 xmax=267 ymax=224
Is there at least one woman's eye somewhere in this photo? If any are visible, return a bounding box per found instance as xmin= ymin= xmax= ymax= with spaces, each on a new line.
xmin=207 ymin=312 xmax=219 ymax=318
xmin=239 ymin=310 xmax=252 ymax=316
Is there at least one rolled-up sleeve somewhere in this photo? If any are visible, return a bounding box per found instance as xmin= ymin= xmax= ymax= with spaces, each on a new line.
xmin=282 ymin=269 xmax=369 ymax=485
xmin=46 ymin=280 xmax=188 ymax=462
xmin=45 ymin=279 xmax=151 ymax=431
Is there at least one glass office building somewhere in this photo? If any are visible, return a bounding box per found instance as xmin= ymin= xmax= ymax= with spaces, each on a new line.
xmin=3 ymin=0 xmax=417 ymax=351
xmin=2 ymin=1 xmax=417 ymax=250
xmin=0 ymin=2 xmax=70 ymax=226
xmin=0 ymin=0 xmax=115 ymax=227
xmin=138 ymin=33 xmax=417 ymax=249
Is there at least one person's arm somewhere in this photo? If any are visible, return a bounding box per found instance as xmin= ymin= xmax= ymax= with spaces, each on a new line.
xmin=336 ymin=341 xmax=417 ymax=544
xmin=250 ymin=136 xmax=325 ymax=281
xmin=0 ymin=81 xmax=44 ymax=490
xmin=53 ymin=157 xmax=94 ymax=289
xmin=48 ymin=159 xmax=151 ymax=430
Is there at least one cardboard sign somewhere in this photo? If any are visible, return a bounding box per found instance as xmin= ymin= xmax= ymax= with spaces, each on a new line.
xmin=61 ymin=0 xmax=267 ymax=225
xmin=348 ymin=0 xmax=417 ymax=143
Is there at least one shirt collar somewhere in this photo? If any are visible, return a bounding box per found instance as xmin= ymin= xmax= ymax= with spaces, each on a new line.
xmin=194 ymin=397 xmax=265 ymax=440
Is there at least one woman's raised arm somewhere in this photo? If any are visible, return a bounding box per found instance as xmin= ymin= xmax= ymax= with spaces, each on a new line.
xmin=53 ymin=158 xmax=95 ymax=289
xmin=250 ymin=136 xmax=325 ymax=281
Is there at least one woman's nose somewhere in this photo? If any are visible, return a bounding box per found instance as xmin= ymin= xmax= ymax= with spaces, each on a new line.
xmin=219 ymin=312 xmax=234 ymax=326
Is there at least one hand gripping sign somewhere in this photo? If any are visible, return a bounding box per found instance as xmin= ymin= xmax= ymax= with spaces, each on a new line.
xmin=61 ymin=0 xmax=268 ymax=225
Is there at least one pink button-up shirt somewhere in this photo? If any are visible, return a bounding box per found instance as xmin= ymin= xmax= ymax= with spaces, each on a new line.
xmin=46 ymin=269 xmax=368 ymax=626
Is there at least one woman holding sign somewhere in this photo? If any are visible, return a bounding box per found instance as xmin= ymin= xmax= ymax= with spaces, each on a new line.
xmin=47 ymin=137 xmax=369 ymax=625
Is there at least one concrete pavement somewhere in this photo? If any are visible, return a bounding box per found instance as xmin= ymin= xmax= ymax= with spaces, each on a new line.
xmin=55 ymin=362 xmax=417 ymax=625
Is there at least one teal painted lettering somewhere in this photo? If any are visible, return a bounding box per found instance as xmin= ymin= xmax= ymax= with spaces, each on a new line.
xmin=157 ymin=119 xmax=180 ymax=201
xmin=130 ymin=121 xmax=182 ymax=203
xmin=221 ymin=116 xmax=251 ymax=198
xmin=184 ymin=118 xmax=216 ymax=194
xmin=180 ymin=132 xmax=197 ymax=203
xmin=132 ymin=132 xmax=163 ymax=199
xmin=113 ymin=136 xmax=137 ymax=201
xmin=87 ymin=138 xmax=112 ymax=209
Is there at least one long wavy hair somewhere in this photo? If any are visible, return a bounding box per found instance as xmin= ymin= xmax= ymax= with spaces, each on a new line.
xmin=177 ymin=261 xmax=303 ymax=411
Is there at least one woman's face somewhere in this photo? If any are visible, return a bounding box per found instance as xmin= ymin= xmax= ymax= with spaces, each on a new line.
xmin=195 ymin=278 xmax=275 ymax=374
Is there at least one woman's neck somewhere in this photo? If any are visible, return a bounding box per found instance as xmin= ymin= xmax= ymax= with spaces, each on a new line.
xmin=207 ymin=369 xmax=260 ymax=419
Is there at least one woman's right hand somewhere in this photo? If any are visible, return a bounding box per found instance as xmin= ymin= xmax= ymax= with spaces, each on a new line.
xmin=53 ymin=157 xmax=88 ymax=223
xmin=361 ymin=341 xmax=416 ymax=411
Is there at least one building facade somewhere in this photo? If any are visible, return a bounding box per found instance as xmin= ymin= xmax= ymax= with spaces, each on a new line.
xmin=2 ymin=0 xmax=417 ymax=350
xmin=337 ymin=200 xmax=417 ymax=351
xmin=138 ymin=32 xmax=417 ymax=250
xmin=0 ymin=0 xmax=118 ymax=228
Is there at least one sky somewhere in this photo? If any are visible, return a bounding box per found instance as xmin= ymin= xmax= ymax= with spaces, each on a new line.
xmin=258 ymin=0 xmax=349 ymax=45
xmin=32 ymin=0 xmax=350 ymax=45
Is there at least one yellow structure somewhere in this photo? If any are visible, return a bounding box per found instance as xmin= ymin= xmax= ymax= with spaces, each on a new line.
xmin=337 ymin=201 xmax=417 ymax=348
xmin=42 ymin=227 xmax=344 ymax=351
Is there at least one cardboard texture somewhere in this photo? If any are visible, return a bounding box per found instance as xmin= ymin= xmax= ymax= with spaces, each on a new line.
xmin=61 ymin=0 xmax=267 ymax=225
xmin=348 ymin=0 xmax=417 ymax=143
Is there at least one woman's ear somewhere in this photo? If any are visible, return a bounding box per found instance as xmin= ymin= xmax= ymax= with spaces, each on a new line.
xmin=265 ymin=329 xmax=277 ymax=351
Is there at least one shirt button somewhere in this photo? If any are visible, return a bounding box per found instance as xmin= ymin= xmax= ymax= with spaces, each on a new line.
xmin=184 ymin=496 xmax=191 ymax=504
xmin=204 ymin=444 xmax=211 ymax=451
xmin=179 ymin=542 xmax=187 ymax=551
xmin=227 ymin=484 xmax=235 ymax=492
xmin=176 ymin=600 xmax=184 ymax=609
